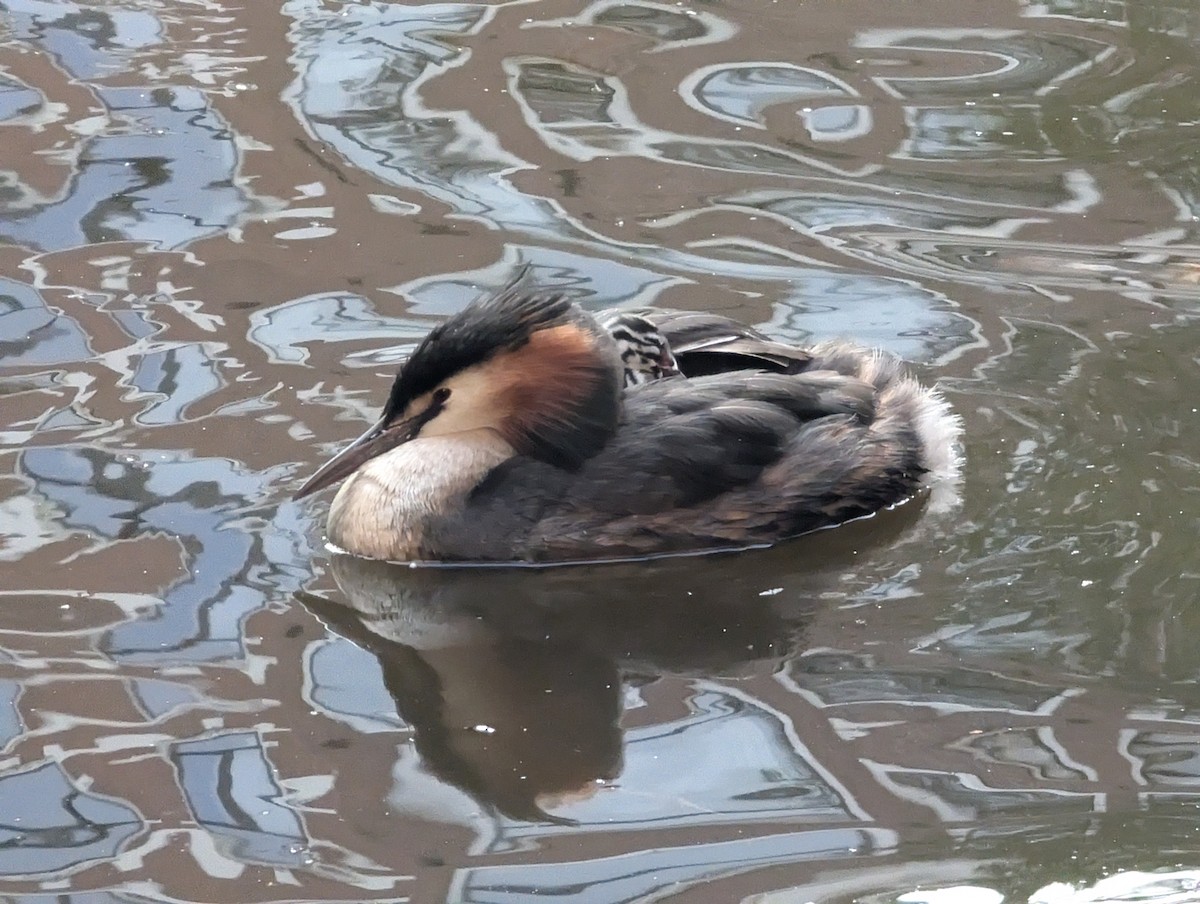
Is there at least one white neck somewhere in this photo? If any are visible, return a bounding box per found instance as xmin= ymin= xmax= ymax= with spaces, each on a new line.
xmin=325 ymin=430 xmax=515 ymax=560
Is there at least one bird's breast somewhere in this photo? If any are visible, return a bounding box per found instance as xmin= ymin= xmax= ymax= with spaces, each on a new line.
xmin=325 ymin=431 xmax=516 ymax=561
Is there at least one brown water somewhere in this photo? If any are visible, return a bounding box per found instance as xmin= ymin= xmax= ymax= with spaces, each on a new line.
xmin=3 ymin=0 xmax=1200 ymax=901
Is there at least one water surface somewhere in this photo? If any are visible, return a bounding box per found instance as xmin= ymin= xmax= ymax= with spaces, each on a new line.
xmin=2 ymin=0 xmax=1200 ymax=901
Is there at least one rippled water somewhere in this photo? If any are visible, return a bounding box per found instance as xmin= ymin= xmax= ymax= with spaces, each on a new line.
xmin=3 ymin=0 xmax=1200 ymax=901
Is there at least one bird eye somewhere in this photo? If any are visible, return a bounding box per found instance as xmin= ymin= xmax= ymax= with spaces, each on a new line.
xmin=432 ymin=387 xmax=451 ymax=405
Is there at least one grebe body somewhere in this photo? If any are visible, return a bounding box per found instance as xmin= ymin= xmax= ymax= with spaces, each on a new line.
xmin=295 ymin=283 xmax=961 ymax=562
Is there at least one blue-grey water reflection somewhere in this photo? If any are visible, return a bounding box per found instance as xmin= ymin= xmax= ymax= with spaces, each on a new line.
xmin=2 ymin=0 xmax=1200 ymax=901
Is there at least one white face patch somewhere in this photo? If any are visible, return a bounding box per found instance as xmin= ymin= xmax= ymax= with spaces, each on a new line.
xmin=413 ymin=363 xmax=508 ymax=439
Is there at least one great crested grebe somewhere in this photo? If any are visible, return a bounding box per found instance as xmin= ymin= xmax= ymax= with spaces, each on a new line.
xmin=294 ymin=280 xmax=962 ymax=562
xmin=599 ymin=311 xmax=680 ymax=386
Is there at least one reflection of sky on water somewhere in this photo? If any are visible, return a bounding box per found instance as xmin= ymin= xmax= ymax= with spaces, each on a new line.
xmin=19 ymin=447 xmax=309 ymax=665
xmin=502 ymin=689 xmax=854 ymax=835
xmin=0 ymin=75 xmax=43 ymax=121
xmin=248 ymin=293 xmax=434 ymax=366
xmin=3 ymin=271 xmax=311 ymax=671
xmin=1 ymin=86 xmax=250 ymax=252
xmin=4 ymin=0 xmax=162 ymax=80
xmin=1 ymin=276 xmax=245 ymax=431
xmin=901 ymin=106 xmax=1057 ymax=161
xmin=248 ymin=247 xmax=955 ymax=361
xmin=0 ymin=761 xmax=143 ymax=877
xmin=4 ymin=895 xmax=156 ymax=904
xmin=786 ymin=654 xmax=1066 ymax=714
xmin=128 ymin=342 xmax=225 ymax=426
xmin=760 ymin=273 xmax=960 ymax=358
xmin=1130 ymin=732 xmax=1200 ymax=787
xmin=803 ymin=105 xmax=872 ymax=142
xmin=1 ymin=0 xmax=1198 ymax=896
xmin=10 ymin=299 xmax=235 ymax=429
xmin=882 ymin=766 xmax=1100 ymax=822
xmin=304 ymin=638 xmax=407 ymax=734
xmin=684 ymin=64 xmax=872 ymax=142
xmin=0 ymin=278 xmax=93 ymax=366
xmin=400 ymin=248 xmax=681 ymax=313
xmin=507 ymin=55 xmax=878 ymax=179
xmin=283 ymin=1 xmax=522 ymax=220
xmin=0 ymin=681 xmax=22 ymax=749
xmin=857 ymin=28 xmax=1114 ymax=100
xmin=281 ymin=1 xmax=966 ymax=355
xmin=3 ymin=0 xmax=263 ymax=252
xmin=452 ymin=827 xmax=892 ymax=904
xmin=578 ymin=0 xmax=731 ymax=47
xmin=129 ymin=676 xmax=211 ymax=721
xmin=172 ymin=732 xmax=309 ymax=867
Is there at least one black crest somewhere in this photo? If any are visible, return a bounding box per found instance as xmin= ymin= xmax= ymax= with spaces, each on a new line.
xmin=383 ymin=278 xmax=576 ymax=421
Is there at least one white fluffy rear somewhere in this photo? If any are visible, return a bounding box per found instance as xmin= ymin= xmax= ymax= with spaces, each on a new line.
xmin=807 ymin=340 xmax=963 ymax=510
xmin=905 ymin=378 xmax=963 ymax=513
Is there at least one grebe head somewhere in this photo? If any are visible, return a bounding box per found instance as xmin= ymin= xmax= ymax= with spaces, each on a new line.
xmin=601 ymin=311 xmax=680 ymax=387
xmin=294 ymin=285 xmax=623 ymax=499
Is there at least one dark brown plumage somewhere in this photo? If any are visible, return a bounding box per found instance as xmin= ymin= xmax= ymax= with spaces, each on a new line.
xmin=295 ymin=280 xmax=961 ymax=562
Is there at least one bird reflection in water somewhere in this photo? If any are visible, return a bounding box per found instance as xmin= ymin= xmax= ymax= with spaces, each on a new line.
xmin=296 ymin=506 xmax=924 ymax=824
